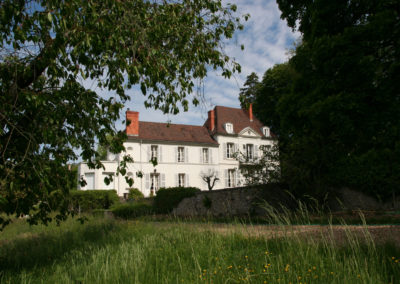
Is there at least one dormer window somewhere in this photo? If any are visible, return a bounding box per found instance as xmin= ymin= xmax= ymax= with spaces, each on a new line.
xmin=262 ymin=127 xmax=270 ymax=137
xmin=225 ymin=123 xmax=233 ymax=134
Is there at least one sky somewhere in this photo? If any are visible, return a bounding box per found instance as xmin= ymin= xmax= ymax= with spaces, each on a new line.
xmin=94 ymin=0 xmax=301 ymax=130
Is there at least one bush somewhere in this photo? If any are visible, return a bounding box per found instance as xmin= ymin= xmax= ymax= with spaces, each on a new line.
xmin=70 ymin=190 xmax=119 ymax=212
xmin=128 ymin=188 xmax=144 ymax=201
xmin=111 ymin=203 xmax=153 ymax=219
xmin=154 ymin=187 xmax=200 ymax=213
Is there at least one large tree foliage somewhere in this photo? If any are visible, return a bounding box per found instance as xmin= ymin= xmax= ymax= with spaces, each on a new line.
xmin=238 ymin=72 xmax=259 ymax=109
xmin=254 ymin=0 xmax=400 ymax=198
xmin=0 ymin=0 xmax=246 ymax=227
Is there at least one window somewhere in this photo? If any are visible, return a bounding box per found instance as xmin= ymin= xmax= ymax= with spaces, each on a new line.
xmin=102 ymin=172 xmax=115 ymax=189
xmin=226 ymin=143 xmax=234 ymax=158
xmin=202 ymin=148 xmax=209 ymax=163
xmin=84 ymin=173 xmax=95 ymax=189
xmin=246 ymin=144 xmax=254 ymax=160
xmin=225 ymin=123 xmax=233 ymax=133
xmin=178 ymin=173 xmax=185 ymax=187
xmin=151 ymin=145 xmax=158 ymax=160
xmin=228 ymin=169 xmax=235 ymax=187
xmin=150 ymin=173 xmax=160 ymax=191
xmin=178 ymin=147 xmax=185 ymax=162
xmin=262 ymin=127 xmax=270 ymax=137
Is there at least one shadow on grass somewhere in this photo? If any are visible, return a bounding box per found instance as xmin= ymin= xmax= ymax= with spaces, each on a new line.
xmin=0 ymin=219 xmax=123 ymax=272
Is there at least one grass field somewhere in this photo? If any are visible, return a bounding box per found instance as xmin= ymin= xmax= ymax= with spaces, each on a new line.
xmin=0 ymin=215 xmax=399 ymax=284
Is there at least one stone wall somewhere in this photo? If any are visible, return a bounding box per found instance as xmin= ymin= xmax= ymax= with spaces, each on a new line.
xmin=173 ymin=183 xmax=296 ymax=217
xmin=173 ymin=185 xmax=400 ymax=218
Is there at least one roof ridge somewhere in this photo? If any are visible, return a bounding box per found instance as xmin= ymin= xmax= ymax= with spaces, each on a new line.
xmin=139 ymin=121 xmax=206 ymax=128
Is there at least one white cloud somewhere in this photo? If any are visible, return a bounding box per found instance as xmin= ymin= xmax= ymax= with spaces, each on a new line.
xmin=93 ymin=0 xmax=300 ymax=130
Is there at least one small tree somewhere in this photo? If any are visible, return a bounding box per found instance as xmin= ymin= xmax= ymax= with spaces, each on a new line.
xmin=237 ymin=144 xmax=280 ymax=186
xmin=200 ymin=169 xmax=220 ymax=191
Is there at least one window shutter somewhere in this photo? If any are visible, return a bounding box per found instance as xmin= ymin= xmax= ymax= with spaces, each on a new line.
xmin=199 ymin=148 xmax=203 ymax=164
xmin=145 ymin=174 xmax=150 ymax=189
xmin=158 ymin=146 xmax=162 ymax=163
xmin=185 ymin=174 xmax=189 ymax=187
xmin=235 ymin=170 xmax=240 ymax=187
xmin=161 ymin=174 xmax=165 ymax=188
xmin=147 ymin=145 xmax=151 ymax=162
xmin=185 ymin=147 xmax=189 ymax=163
xmin=209 ymin=148 xmax=213 ymax=164
xmin=175 ymin=174 xmax=179 ymax=187
xmin=223 ymin=143 xmax=227 ymax=159
xmin=235 ymin=143 xmax=239 ymax=154
xmin=224 ymin=169 xmax=228 ymax=187
xmin=175 ymin=147 xmax=178 ymax=162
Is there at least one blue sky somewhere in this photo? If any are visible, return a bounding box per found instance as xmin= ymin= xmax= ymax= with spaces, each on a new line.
xmin=87 ymin=0 xmax=300 ymax=130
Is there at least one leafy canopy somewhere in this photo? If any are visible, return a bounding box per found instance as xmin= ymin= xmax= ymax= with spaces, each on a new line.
xmin=0 ymin=0 xmax=246 ymax=228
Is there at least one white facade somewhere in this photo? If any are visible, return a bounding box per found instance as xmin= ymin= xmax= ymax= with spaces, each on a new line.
xmin=78 ymin=106 xmax=276 ymax=197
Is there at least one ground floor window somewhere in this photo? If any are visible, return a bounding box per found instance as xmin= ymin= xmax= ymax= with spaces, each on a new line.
xmin=150 ymin=173 xmax=160 ymax=191
xmin=225 ymin=169 xmax=236 ymax=187
xmin=178 ymin=173 xmax=185 ymax=187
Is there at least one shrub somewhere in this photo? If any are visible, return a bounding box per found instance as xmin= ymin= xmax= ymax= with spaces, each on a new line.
xmin=128 ymin=188 xmax=144 ymax=201
xmin=70 ymin=190 xmax=119 ymax=212
xmin=154 ymin=187 xmax=200 ymax=213
xmin=111 ymin=203 xmax=153 ymax=219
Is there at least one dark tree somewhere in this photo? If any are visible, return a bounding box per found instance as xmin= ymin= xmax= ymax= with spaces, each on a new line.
xmin=239 ymin=72 xmax=260 ymax=109
xmin=270 ymin=0 xmax=400 ymax=198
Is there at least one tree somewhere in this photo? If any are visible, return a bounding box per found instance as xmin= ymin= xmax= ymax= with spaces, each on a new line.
xmin=238 ymin=72 xmax=260 ymax=109
xmin=253 ymin=63 xmax=297 ymax=137
xmin=269 ymin=0 xmax=400 ymax=198
xmin=0 ymin=0 xmax=247 ymax=228
xmin=200 ymin=169 xmax=219 ymax=190
xmin=237 ymin=145 xmax=280 ymax=186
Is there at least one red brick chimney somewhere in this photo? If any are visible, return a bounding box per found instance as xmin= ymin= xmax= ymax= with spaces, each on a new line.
xmin=126 ymin=111 xmax=139 ymax=136
xmin=208 ymin=109 xmax=215 ymax=131
xmin=249 ymin=103 xmax=253 ymax=122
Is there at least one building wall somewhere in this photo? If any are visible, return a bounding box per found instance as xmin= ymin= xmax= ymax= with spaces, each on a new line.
xmin=78 ymin=133 xmax=276 ymax=197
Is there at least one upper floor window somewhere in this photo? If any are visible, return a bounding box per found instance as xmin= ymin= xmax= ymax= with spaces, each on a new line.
xmin=246 ymin=144 xmax=254 ymax=160
xmin=262 ymin=127 xmax=270 ymax=137
xmin=225 ymin=123 xmax=233 ymax=133
xmin=202 ymin=148 xmax=209 ymax=163
xmin=178 ymin=147 xmax=185 ymax=162
xmin=227 ymin=143 xmax=234 ymax=159
xmin=151 ymin=145 xmax=158 ymax=160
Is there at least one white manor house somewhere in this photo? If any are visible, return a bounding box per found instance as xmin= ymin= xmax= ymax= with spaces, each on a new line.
xmin=78 ymin=105 xmax=276 ymax=197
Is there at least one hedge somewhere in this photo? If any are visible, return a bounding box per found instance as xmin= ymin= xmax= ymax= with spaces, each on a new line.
xmin=112 ymin=203 xmax=153 ymax=219
xmin=154 ymin=187 xmax=200 ymax=213
xmin=127 ymin=188 xmax=144 ymax=201
xmin=70 ymin=190 xmax=119 ymax=212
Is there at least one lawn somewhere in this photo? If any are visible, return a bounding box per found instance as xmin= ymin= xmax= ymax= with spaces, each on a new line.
xmin=0 ymin=215 xmax=399 ymax=283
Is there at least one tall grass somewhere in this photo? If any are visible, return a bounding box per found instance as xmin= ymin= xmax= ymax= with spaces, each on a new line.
xmin=0 ymin=209 xmax=399 ymax=283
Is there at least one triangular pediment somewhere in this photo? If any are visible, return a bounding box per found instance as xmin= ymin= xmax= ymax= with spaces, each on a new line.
xmin=238 ymin=127 xmax=260 ymax=137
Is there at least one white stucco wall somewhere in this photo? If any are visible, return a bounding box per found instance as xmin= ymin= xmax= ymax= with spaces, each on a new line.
xmin=78 ymin=132 xmax=276 ymax=197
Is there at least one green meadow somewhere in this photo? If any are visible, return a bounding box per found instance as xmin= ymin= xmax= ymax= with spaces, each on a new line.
xmin=0 ymin=215 xmax=399 ymax=284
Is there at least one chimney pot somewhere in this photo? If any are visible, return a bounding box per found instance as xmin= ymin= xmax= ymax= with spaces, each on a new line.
xmin=126 ymin=111 xmax=139 ymax=136
xmin=208 ymin=110 xmax=215 ymax=131
xmin=249 ymin=103 xmax=253 ymax=122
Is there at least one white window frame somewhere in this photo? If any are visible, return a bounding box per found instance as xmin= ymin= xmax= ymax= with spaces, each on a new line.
xmin=225 ymin=123 xmax=233 ymax=133
xmin=202 ymin=148 xmax=209 ymax=164
xmin=246 ymin=144 xmax=254 ymax=160
xmin=178 ymin=147 xmax=185 ymax=163
xmin=262 ymin=127 xmax=270 ymax=137
xmin=151 ymin=145 xmax=158 ymax=160
xmin=178 ymin=173 xmax=185 ymax=187
xmin=228 ymin=169 xmax=235 ymax=187
xmin=150 ymin=173 xmax=160 ymax=191
xmin=227 ymin=143 xmax=234 ymax=159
